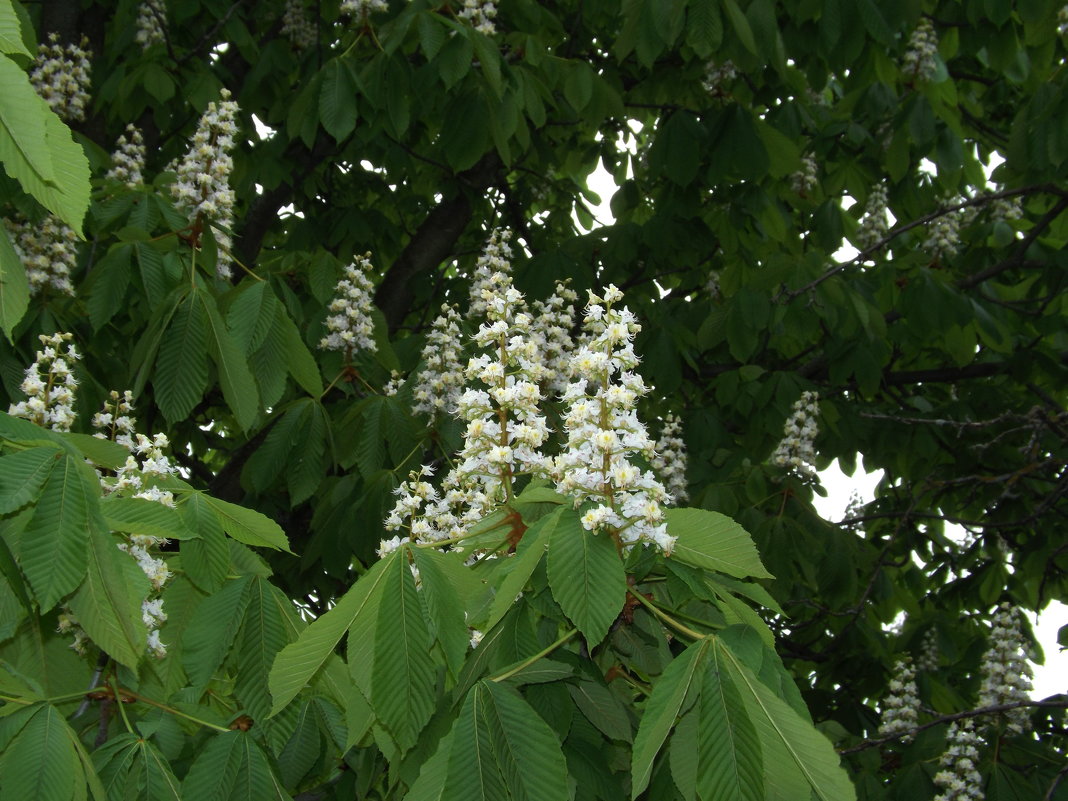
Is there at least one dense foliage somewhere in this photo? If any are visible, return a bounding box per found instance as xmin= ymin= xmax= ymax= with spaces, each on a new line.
xmin=0 ymin=0 xmax=1066 ymax=799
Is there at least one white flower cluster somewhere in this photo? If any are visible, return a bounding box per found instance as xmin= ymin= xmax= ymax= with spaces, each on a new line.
xmin=923 ymin=198 xmax=967 ymax=260
xmin=879 ymin=657 xmax=920 ymax=741
xmin=917 ymin=627 xmax=940 ymax=671
xmin=705 ymin=270 xmax=721 ymax=300
xmin=384 ymin=270 xmax=550 ymax=548
xmin=106 ymin=124 xmax=146 ymax=188
xmin=989 ymin=195 xmax=1023 ymax=223
xmin=933 ymin=720 xmax=984 ymax=801
xmin=57 ymin=609 xmax=91 ymax=655
xmin=92 ymin=390 xmax=137 ymax=450
xmin=856 ymin=182 xmax=890 ymax=251
xmin=791 ymin=153 xmax=819 ymax=196
xmin=412 ymin=304 xmax=466 ymax=417
xmin=319 ymin=253 xmax=378 ymax=358
xmin=135 ymin=0 xmax=167 ymax=49
xmin=8 ymin=333 xmax=79 ymax=431
xmin=702 ymin=60 xmax=737 ymax=96
xmin=458 ymin=0 xmax=498 ymax=35
xmin=771 ymin=390 xmax=819 ymax=477
xmin=530 ymin=280 xmax=579 ymax=392
xmin=282 ymin=0 xmax=316 ymax=49
xmin=977 ymin=603 xmax=1034 ymax=733
xmin=902 ymin=18 xmax=939 ymax=81
xmin=467 ymin=228 xmax=513 ymax=319
xmin=171 ymin=89 xmax=239 ymax=278
xmin=341 ymin=0 xmax=388 ymax=16
xmin=553 ymin=286 xmax=675 ymax=555
xmin=30 ymin=33 xmax=92 ymax=122
xmin=3 ymin=215 xmax=78 ymax=296
xmin=651 ymin=414 xmax=688 ymax=504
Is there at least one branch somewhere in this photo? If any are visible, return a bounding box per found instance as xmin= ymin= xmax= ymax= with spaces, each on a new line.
xmin=838 ymin=698 xmax=1068 ymax=754
xmin=958 ymin=196 xmax=1068 ymax=289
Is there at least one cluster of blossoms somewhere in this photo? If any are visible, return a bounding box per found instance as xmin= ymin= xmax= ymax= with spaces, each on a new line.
xmin=467 ymin=228 xmax=513 ymax=319
xmin=702 ymin=60 xmax=737 ymax=96
xmin=93 ymin=392 xmax=178 ymax=657
xmin=106 ymin=124 xmax=147 ymax=188
xmin=282 ymin=0 xmax=317 ymax=49
xmin=30 ymin=33 xmax=92 ymax=122
xmin=341 ymin=0 xmax=388 ymax=16
xmin=319 ymin=254 xmax=378 ymax=359
xmin=553 ymin=286 xmax=675 ymax=554
xmin=529 ymin=280 xmax=579 ymax=392
xmin=790 ymin=153 xmax=819 ymax=196
xmin=412 ymin=305 xmax=465 ymax=416
xmin=170 ymin=89 xmax=239 ymax=278
xmin=917 ymin=627 xmax=941 ymax=671
xmin=878 ymin=657 xmax=921 ymax=741
xmin=977 ymin=603 xmax=1034 ymax=733
xmin=933 ymin=720 xmax=985 ymax=801
xmin=989 ymin=195 xmax=1023 ymax=224
xmin=135 ymin=0 xmax=167 ymax=49
xmin=384 ymin=270 xmax=551 ymax=549
xmin=8 ymin=333 xmax=79 ymax=431
xmin=856 ymin=182 xmax=890 ymax=251
xmin=771 ymin=391 xmax=820 ymax=477
xmin=3 ymin=215 xmax=78 ymax=296
xmin=651 ymin=414 xmax=688 ymax=504
xmin=458 ymin=0 xmax=498 ymax=35
xmin=923 ymin=197 xmax=972 ymax=261
xmin=902 ymin=18 xmax=939 ymax=81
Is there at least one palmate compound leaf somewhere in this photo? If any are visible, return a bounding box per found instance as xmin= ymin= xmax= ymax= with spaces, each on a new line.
xmin=665 ymin=508 xmax=773 ymax=579
xmin=93 ymin=733 xmax=182 ymax=801
xmin=482 ymin=505 xmax=560 ymax=633
xmin=371 ymin=542 xmax=437 ymax=751
xmin=195 ymin=287 xmax=260 ymax=432
xmin=181 ymin=730 xmax=290 ymax=801
xmin=269 ymin=549 xmax=396 ymax=715
xmin=406 ymin=680 xmax=569 ymax=801
xmin=154 ymin=291 xmax=209 ymax=424
xmin=546 ymin=506 xmax=626 ymax=646
xmin=0 ymin=704 xmax=84 ymax=801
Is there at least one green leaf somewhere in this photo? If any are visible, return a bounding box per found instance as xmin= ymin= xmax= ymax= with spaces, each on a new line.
xmin=686 ymin=0 xmax=723 ymax=57
xmin=276 ymin=306 xmax=322 ymax=395
xmin=0 ymin=704 xmax=81 ymax=801
xmin=196 ymin=288 xmax=260 ymax=432
xmin=61 ymin=433 xmax=132 ymax=471
xmin=716 ymin=637 xmax=856 ymax=801
xmin=411 ymin=546 xmax=470 ymax=675
xmin=18 ymin=452 xmax=100 ymax=611
xmin=101 ymin=496 xmax=197 ymax=541
xmin=0 ymin=2 xmax=30 ymax=56
xmin=200 ymin=494 xmax=291 ymax=552
xmin=371 ymin=543 xmax=436 ymax=751
xmin=483 ymin=505 xmax=559 ymax=632
xmin=226 ymin=281 xmax=276 ymax=355
xmin=0 ymin=445 xmax=60 ymax=514
xmin=269 ymin=552 xmax=394 ymax=715
xmin=666 ymin=508 xmax=772 ymax=579
xmin=0 ymin=226 xmax=28 ymax=342
xmin=569 ymin=679 xmax=633 ymax=743
xmin=155 ymin=292 xmax=209 ymax=424
xmin=631 ymin=637 xmax=710 ymax=797
xmin=181 ymin=731 xmax=291 ymax=801
xmin=181 ymin=575 xmax=253 ymax=687
xmin=179 ymin=492 xmax=231 ymax=593
xmin=234 ymin=576 xmax=292 ymax=722
xmin=722 ymin=0 xmax=757 ymax=53
xmin=93 ymin=734 xmax=183 ymax=801
xmin=319 ymin=58 xmax=358 ymax=142
xmin=546 ymin=507 xmax=626 ymax=646
xmin=68 ymin=528 xmax=151 ymax=669
xmin=695 ymin=648 xmax=763 ymax=801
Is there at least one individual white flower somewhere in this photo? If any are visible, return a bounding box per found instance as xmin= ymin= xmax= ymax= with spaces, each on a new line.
xmin=791 ymin=153 xmax=819 ymax=197
xmin=3 ymin=215 xmax=78 ymax=296
xmin=412 ymin=304 xmax=466 ymax=416
xmin=341 ymin=0 xmax=388 ymax=16
xmin=135 ymin=0 xmax=167 ymax=49
xmin=553 ymin=287 xmax=675 ymax=555
xmin=107 ymin=125 xmax=147 ymax=188
xmin=902 ymin=18 xmax=939 ymax=82
xmin=467 ymin=228 xmax=513 ymax=319
xmin=856 ymin=182 xmax=890 ymax=251
xmin=933 ymin=720 xmax=984 ymax=801
xmin=977 ymin=603 xmax=1034 ymax=733
xmin=282 ymin=0 xmax=317 ymax=48
xmin=30 ymin=33 xmax=92 ymax=122
xmin=171 ymin=89 xmax=240 ymax=278
xmin=702 ymin=60 xmax=737 ymax=96
xmin=771 ymin=391 xmax=820 ymax=477
xmin=879 ymin=657 xmax=920 ymax=741
xmin=8 ymin=333 xmax=80 ymax=431
xmin=457 ymin=0 xmax=497 ymax=35
xmin=651 ymin=414 xmax=688 ymax=504
xmin=318 ymin=253 xmax=379 ymax=359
